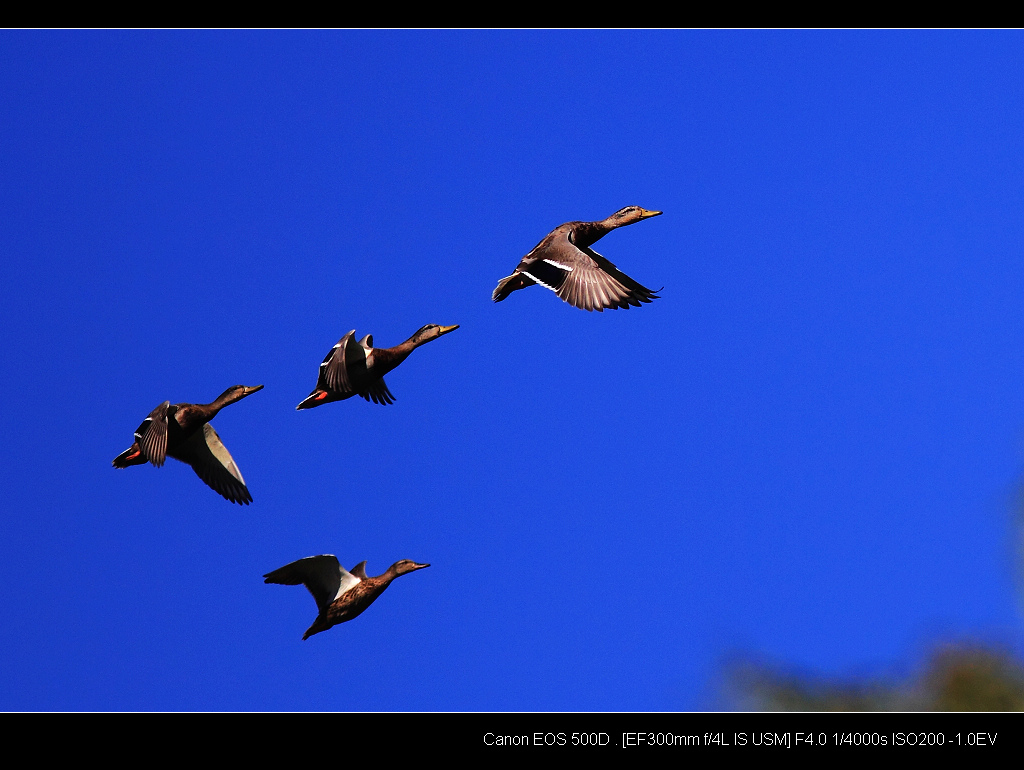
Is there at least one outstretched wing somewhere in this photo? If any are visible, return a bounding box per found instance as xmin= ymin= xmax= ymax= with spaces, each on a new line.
xmin=264 ymin=554 xmax=361 ymax=614
xmin=360 ymin=377 xmax=396 ymax=405
xmin=520 ymin=233 xmax=659 ymax=311
xmin=176 ymin=423 xmax=252 ymax=504
xmin=322 ymin=330 xmax=367 ymax=395
xmin=136 ymin=401 xmax=171 ymax=467
xmin=579 ymin=245 xmax=661 ymax=307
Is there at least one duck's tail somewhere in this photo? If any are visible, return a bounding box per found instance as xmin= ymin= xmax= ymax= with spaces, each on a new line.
xmin=112 ymin=443 xmax=147 ymax=468
xmin=295 ymin=390 xmax=329 ymax=410
xmin=492 ymin=272 xmax=534 ymax=303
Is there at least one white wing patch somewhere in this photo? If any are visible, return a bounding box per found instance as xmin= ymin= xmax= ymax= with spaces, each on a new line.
xmin=203 ymin=424 xmax=246 ymax=485
xmin=521 ymin=270 xmax=560 ymax=293
xmin=542 ymin=258 xmax=575 ymax=271
xmin=334 ymin=569 xmax=362 ymax=601
xmin=358 ymin=335 xmax=374 ymax=366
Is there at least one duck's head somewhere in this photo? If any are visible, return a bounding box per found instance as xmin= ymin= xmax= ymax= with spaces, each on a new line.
xmin=390 ymin=559 xmax=431 ymax=577
xmin=215 ymin=384 xmax=265 ymax=405
xmin=607 ymin=206 xmax=662 ymax=227
xmin=410 ymin=324 xmax=459 ymax=346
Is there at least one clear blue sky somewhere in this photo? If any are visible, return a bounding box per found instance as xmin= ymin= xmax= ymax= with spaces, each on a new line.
xmin=2 ymin=30 xmax=1023 ymax=711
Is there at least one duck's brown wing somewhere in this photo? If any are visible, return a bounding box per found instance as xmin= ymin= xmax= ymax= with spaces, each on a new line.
xmin=581 ymin=245 xmax=661 ymax=307
xmin=322 ymin=330 xmax=367 ymax=395
xmin=264 ymin=554 xmax=361 ymax=614
xmin=360 ymin=377 xmax=395 ymax=405
xmin=519 ymin=234 xmax=659 ymax=311
xmin=175 ymin=423 xmax=252 ymax=504
xmin=136 ymin=401 xmax=171 ymax=467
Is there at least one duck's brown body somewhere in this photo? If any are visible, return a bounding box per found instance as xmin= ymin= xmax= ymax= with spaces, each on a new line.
xmin=112 ymin=384 xmax=263 ymax=504
xmin=492 ymin=206 xmax=662 ymax=311
xmin=296 ymin=324 xmax=458 ymax=410
xmin=264 ymin=555 xmax=430 ymax=639
xmin=301 ymin=573 xmax=402 ymax=638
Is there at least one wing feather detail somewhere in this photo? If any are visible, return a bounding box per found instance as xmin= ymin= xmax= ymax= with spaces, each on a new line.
xmin=550 ymin=241 xmax=659 ymax=311
xmin=176 ymin=423 xmax=252 ymax=504
xmin=323 ymin=331 xmax=366 ymax=395
xmin=137 ymin=401 xmax=170 ymax=467
xmin=360 ymin=376 xmax=396 ymax=405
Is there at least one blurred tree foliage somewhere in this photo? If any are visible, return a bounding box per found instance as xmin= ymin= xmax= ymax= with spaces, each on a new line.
xmin=729 ymin=644 xmax=1024 ymax=711
xmin=725 ymin=474 xmax=1024 ymax=711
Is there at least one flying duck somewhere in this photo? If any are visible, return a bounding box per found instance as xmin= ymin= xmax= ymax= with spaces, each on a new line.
xmin=492 ymin=206 xmax=663 ymax=311
xmin=296 ymin=324 xmax=459 ymax=410
xmin=264 ymin=555 xmax=430 ymax=639
xmin=112 ymin=384 xmax=264 ymax=504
